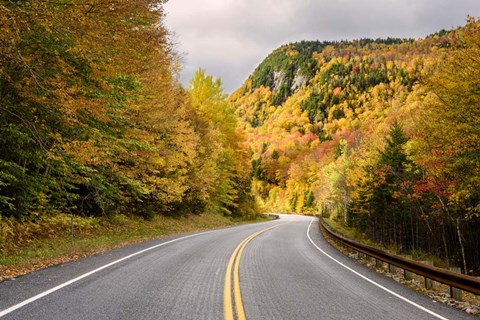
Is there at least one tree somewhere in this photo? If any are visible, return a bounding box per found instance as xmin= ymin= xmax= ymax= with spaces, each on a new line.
xmin=188 ymin=69 xmax=254 ymax=217
xmin=0 ymin=0 xmax=201 ymax=219
xmin=350 ymin=121 xmax=420 ymax=248
xmin=411 ymin=18 xmax=480 ymax=272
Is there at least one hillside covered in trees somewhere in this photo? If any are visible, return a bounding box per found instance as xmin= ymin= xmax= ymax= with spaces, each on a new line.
xmin=0 ymin=0 xmax=256 ymax=253
xmin=1 ymin=0 xmax=479 ymax=278
xmin=230 ymin=19 xmax=480 ymax=274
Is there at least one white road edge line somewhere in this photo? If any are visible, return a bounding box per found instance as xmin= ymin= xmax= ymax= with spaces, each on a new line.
xmin=0 ymin=230 xmax=213 ymax=318
xmin=306 ymin=218 xmax=449 ymax=320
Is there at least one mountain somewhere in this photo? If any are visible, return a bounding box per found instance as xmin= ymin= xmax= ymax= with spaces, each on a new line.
xmin=230 ymin=19 xmax=480 ymax=274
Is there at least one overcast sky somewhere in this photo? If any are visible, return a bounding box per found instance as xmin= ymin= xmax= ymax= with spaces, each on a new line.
xmin=164 ymin=0 xmax=479 ymax=93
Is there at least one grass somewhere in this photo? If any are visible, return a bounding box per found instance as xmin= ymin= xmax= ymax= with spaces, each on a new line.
xmin=322 ymin=217 xmax=379 ymax=247
xmin=0 ymin=213 xmax=268 ymax=281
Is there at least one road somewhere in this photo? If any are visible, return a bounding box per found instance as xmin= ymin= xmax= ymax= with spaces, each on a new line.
xmin=0 ymin=214 xmax=475 ymax=320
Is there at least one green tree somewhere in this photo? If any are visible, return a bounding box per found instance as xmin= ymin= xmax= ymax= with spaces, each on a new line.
xmin=352 ymin=122 xmax=420 ymax=247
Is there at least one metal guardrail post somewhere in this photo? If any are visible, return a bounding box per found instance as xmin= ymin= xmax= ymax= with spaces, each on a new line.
xmin=423 ymin=261 xmax=435 ymax=290
xmin=404 ymin=256 xmax=413 ymax=281
xmin=388 ymin=263 xmax=397 ymax=274
xmin=449 ymin=267 xmax=463 ymax=301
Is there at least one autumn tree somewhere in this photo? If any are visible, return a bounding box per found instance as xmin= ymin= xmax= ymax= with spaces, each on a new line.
xmin=409 ymin=18 xmax=480 ymax=271
xmin=188 ymin=69 xmax=255 ymax=217
xmin=0 ymin=1 xmax=238 ymax=221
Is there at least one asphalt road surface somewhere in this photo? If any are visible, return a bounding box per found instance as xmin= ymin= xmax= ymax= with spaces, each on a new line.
xmin=0 ymin=214 xmax=475 ymax=320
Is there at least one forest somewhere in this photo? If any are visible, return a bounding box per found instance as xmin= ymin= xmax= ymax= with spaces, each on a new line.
xmin=1 ymin=1 xmax=479 ymax=277
xmin=230 ymin=18 xmax=480 ymax=274
xmin=0 ymin=0 xmax=256 ymax=255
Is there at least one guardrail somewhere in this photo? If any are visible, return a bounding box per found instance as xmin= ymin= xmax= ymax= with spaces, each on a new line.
xmin=264 ymin=213 xmax=280 ymax=219
xmin=319 ymin=218 xmax=480 ymax=297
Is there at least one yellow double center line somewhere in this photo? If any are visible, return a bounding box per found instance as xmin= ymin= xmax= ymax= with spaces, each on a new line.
xmin=223 ymin=223 xmax=288 ymax=320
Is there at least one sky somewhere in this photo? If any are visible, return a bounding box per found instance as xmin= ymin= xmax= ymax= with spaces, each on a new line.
xmin=164 ymin=0 xmax=479 ymax=93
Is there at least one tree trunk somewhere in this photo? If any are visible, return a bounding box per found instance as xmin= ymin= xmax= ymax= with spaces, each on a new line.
xmin=456 ymin=218 xmax=468 ymax=274
xmin=441 ymin=224 xmax=449 ymax=263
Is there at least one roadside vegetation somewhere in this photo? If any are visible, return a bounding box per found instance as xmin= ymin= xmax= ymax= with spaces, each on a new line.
xmin=1 ymin=0 xmax=260 ymax=275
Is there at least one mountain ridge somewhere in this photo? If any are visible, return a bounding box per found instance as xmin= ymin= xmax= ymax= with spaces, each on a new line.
xmin=230 ymin=19 xmax=480 ymax=273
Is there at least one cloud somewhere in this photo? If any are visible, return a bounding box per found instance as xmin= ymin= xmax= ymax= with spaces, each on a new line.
xmin=164 ymin=0 xmax=479 ymax=93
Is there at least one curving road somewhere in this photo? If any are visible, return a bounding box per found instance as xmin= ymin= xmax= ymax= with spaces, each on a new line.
xmin=0 ymin=214 xmax=475 ymax=320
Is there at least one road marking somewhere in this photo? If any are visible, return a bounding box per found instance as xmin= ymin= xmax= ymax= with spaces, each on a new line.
xmin=224 ymin=223 xmax=288 ymax=320
xmin=306 ymin=219 xmax=449 ymax=320
xmin=0 ymin=231 xmax=214 ymax=318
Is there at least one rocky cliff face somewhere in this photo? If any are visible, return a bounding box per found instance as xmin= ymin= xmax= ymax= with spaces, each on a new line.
xmin=291 ymin=71 xmax=308 ymax=92
xmin=273 ymin=70 xmax=286 ymax=92
xmin=245 ymin=41 xmax=324 ymax=105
